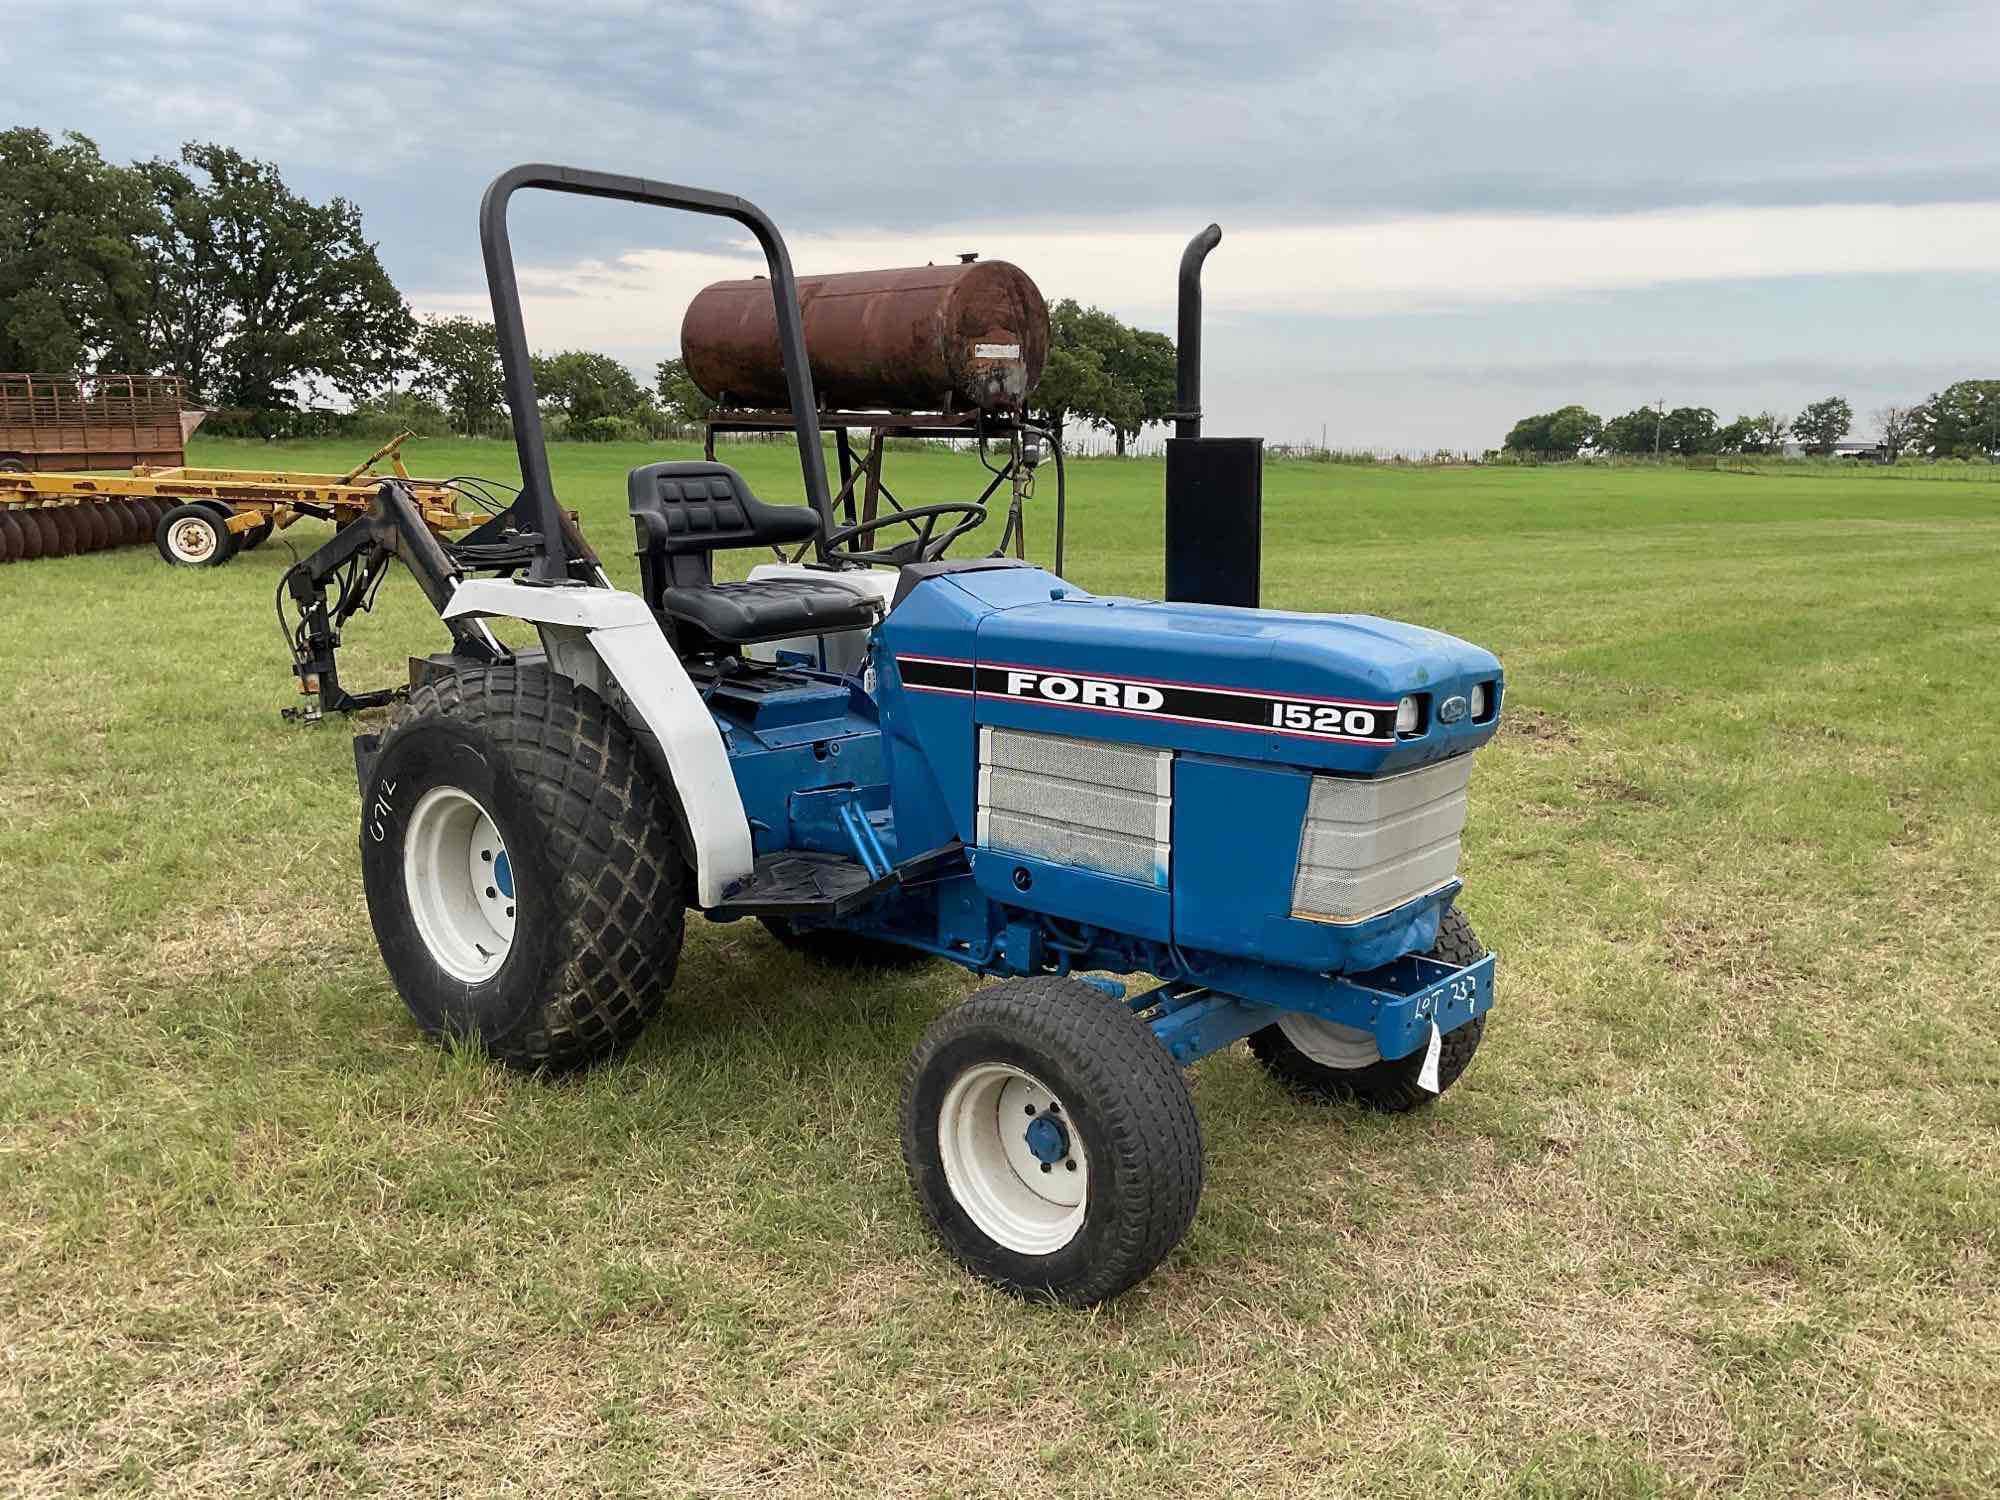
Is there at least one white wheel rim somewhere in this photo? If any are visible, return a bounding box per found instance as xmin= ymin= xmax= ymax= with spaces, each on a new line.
xmin=166 ymin=515 xmax=218 ymax=563
xmin=937 ymin=1063 xmax=1088 ymax=1255
xmin=402 ymin=785 xmax=516 ymax=983
xmin=1277 ymin=1013 xmax=1381 ymax=1069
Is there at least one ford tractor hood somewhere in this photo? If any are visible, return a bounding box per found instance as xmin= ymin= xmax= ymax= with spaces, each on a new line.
xmin=885 ymin=564 xmax=1503 ymax=776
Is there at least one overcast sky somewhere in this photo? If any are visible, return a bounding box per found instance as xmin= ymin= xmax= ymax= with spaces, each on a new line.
xmin=12 ymin=2 xmax=1997 ymax=449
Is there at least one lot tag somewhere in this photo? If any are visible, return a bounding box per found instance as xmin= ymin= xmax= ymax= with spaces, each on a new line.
xmin=1417 ymin=1022 xmax=1442 ymax=1094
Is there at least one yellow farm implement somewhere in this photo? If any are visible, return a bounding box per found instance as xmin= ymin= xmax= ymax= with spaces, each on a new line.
xmin=0 ymin=433 xmax=488 ymax=567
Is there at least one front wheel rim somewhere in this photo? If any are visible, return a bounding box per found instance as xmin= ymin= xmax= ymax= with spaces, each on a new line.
xmin=937 ymin=1062 xmax=1088 ymax=1255
xmin=402 ymin=785 xmax=516 ymax=983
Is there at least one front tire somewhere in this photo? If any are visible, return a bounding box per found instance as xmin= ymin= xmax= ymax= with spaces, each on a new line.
xmin=902 ymin=976 xmax=1203 ymax=1305
xmin=1249 ymin=904 xmax=1489 ymax=1112
xmin=360 ymin=666 xmax=688 ymax=1069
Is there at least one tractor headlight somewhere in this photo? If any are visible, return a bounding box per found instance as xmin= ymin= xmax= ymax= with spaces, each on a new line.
xmin=1469 ymin=682 xmax=1490 ymax=720
xmin=1395 ymin=695 xmax=1420 ymax=735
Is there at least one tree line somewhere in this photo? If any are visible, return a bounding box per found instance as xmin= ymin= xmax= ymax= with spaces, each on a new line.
xmin=1503 ymin=385 xmax=2000 ymax=461
xmin=2 ymin=127 xmax=1179 ymax=450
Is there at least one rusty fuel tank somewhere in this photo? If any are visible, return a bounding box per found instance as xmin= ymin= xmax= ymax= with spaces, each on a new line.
xmin=681 ymin=259 xmax=1049 ymax=414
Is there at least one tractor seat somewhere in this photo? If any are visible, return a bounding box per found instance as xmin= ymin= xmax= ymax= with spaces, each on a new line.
xmin=629 ymin=460 xmax=882 ymax=652
xmin=658 ymin=576 xmax=878 ymax=646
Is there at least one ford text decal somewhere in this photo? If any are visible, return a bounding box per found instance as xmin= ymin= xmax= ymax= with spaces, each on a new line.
xmin=895 ymin=656 xmax=1397 ymax=745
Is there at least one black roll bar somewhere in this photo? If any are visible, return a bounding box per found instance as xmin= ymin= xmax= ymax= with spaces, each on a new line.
xmin=478 ymin=164 xmax=834 ymax=581
xmin=1173 ymin=223 xmax=1222 ymax=441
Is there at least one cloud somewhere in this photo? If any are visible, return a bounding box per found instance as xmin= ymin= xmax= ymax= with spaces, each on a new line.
xmin=411 ymin=201 xmax=2000 ymax=357
xmin=9 ymin=1 xmax=1995 ymax=448
xmin=11 ymin=0 xmax=2000 ymax=241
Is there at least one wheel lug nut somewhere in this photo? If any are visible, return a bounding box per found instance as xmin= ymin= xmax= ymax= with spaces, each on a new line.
xmin=1039 ymin=1162 xmax=1052 ymax=1173
xmin=1065 ymin=1160 xmax=1077 ymax=1171
xmin=1023 ymin=1104 xmax=1035 ymax=1116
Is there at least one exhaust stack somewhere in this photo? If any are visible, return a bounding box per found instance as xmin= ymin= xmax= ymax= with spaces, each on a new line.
xmin=1164 ymin=224 xmax=1263 ymax=609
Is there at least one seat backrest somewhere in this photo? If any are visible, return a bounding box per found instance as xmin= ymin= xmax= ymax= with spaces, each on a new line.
xmin=628 ymin=460 xmax=822 ymax=600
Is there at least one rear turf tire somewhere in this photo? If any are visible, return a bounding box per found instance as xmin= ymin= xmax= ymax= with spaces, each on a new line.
xmin=360 ymin=665 xmax=688 ymax=1069
xmin=1248 ymin=904 xmax=1489 ymax=1112
xmin=901 ymin=976 xmax=1203 ymax=1305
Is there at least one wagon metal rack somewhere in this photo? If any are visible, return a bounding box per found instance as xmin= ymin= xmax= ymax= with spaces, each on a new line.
xmin=0 ymin=373 xmax=201 ymax=472
xmin=0 ymin=432 xmax=485 ymax=567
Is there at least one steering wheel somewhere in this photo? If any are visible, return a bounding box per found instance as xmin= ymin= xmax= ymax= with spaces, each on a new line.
xmin=821 ymin=501 xmax=988 ymax=565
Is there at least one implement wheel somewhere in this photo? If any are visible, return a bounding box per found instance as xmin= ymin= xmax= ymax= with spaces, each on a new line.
xmin=1248 ymin=904 xmax=1489 ymax=1112
xmin=361 ymin=666 xmax=688 ymax=1070
xmin=156 ymin=503 xmax=238 ymax=567
xmin=0 ymin=510 xmax=21 ymax=562
xmin=902 ymin=976 xmax=1203 ymax=1305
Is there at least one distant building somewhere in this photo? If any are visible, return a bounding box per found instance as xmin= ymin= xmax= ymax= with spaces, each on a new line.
xmin=1781 ymin=440 xmax=1890 ymax=462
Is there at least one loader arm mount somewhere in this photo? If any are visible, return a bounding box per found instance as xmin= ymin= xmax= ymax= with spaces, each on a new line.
xmin=279 ymin=480 xmax=507 ymax=724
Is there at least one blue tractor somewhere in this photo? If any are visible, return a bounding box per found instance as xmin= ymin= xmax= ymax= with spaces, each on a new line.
xmin=283 ymin=166 xmax=1503 ymax=1305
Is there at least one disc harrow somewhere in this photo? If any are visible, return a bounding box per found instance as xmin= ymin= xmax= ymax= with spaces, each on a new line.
xmin=0 ymin=433 xmax=481 ymax=568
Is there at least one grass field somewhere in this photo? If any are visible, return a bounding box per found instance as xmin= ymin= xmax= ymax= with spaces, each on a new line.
xmin=2 ymin=437 xmax=1997 ymax=1497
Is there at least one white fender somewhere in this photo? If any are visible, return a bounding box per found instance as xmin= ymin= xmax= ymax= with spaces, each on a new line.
xmin=441 ymin=578 xmax=753 ymax=907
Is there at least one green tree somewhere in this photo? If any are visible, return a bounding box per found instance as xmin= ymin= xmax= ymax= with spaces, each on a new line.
xmin=1742 ymin=411 xmax=1788 ymax=453
xmin=137 ymin=142 xmax=413 ymax=408
xmin=1102 ymin=327 xmax=1177 ymax=456
xmin=1914 ymin=380 xmax=2000 ymax=458
xmin=1600 ymin=407 xmax=1663 ymax=455
xmin=1660 ymin=406 xmax=1719 ymax=456
xmin=531 ymin=349 xmax=651 ymax=425
xmin=1791 ymin=395 xmax=1852 ymax=455
xmin=1503 ymin=405 xmax=1601 ymax=457
xmin=654 ymin=356 xmax=717 ymax=426
xmin=0 ymin=128 xmax=156 ymax=371
xmin=1030 ymin=317 xmax=1110 ymax=446
xmin=410 ymin=316 xmax=506 ymax=436
xmin=1715 ymin=412 xmax=1788 ymax=454
xmin=1873 ymin=404 xmax=1921 ymax=460
xmin=1029 ymin=299 xmax=1176 ymax=454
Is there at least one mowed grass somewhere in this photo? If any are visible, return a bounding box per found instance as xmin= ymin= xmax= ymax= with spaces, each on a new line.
xmin=1 ymin=437 xmax=1996 ymax=1497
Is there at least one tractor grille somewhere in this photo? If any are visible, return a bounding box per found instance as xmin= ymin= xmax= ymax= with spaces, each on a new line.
xmin=977 ymin=727 xmax=1172 ymax=887
xmin=1291 ymin=755 xmax=1474 ymax=923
